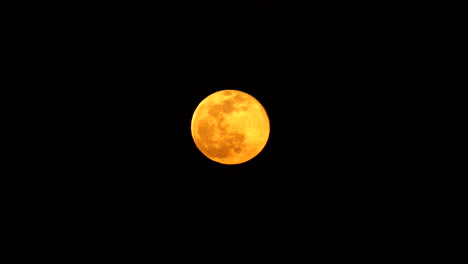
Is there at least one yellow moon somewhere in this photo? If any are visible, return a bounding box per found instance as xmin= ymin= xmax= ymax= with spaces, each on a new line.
xmin=191 ymin=90 xmax=270 ymax=165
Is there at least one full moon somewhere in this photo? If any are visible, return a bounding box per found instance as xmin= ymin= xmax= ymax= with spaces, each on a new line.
xmin=191 ymin=90 xmax=270 ymax=165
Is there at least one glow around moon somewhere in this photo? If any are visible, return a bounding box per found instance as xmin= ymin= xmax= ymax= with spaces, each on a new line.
xmin=191 ymin=90 xmax=270 ymax=165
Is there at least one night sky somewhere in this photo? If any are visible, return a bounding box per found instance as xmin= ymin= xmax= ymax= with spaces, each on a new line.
xmin=15 ymin=2 xmax=441 ymax=260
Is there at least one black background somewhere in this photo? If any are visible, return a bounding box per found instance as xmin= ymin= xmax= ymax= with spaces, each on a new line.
xmin=10 ymin=2 xmax=442 ymax=261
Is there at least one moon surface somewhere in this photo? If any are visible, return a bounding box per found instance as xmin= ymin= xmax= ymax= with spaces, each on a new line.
xmin=191 ymin=90 xmax=270 ymax=165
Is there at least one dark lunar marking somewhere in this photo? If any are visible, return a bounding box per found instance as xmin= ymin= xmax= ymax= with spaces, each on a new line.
xmin=233 ymin=94 xmax=245 ymax=103
xmin=207 ymin=105 xmax=225 ymax=123
xmin=207 ymin=99 xmax=236 ymax=120
xmin=220 ymin=99 xmax=236 ymax=113
xmin=197 ymin=119 xmax=215 ymax=140
xmin=224 ymin=91 xmax=232 ymax=96
xmin=208 ymin=105 xmax=221 ymax=117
